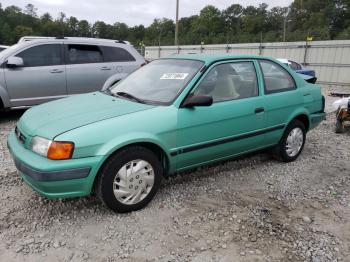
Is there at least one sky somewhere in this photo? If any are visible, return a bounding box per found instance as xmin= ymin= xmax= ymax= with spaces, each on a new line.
xmin=1 ymin=0 xmax=294 ymax=26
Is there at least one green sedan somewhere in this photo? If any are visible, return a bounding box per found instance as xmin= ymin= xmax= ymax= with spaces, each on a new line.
xmin=7 ymin=54 xmax=325 ymax=212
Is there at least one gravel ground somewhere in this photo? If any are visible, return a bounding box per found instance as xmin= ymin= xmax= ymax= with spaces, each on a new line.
xmin=0 ymin=87 xmax=349 ymax=262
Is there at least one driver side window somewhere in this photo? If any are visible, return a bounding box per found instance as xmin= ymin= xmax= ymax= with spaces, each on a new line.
xmin=16 ymin=44 xmax=62 ymax=67
xmin=193 ymin=62 xmax=258 ymax=103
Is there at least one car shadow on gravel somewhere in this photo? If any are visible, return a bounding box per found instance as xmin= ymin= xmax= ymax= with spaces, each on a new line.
xmin=28 ymin=150 xmax=274 ymax=216
xmin=0 ymin=110 xmax=25 ymax=124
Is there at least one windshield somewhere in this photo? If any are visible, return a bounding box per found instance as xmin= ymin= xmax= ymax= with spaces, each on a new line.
xmin=110 ymin=59 xmax=204 ymax=105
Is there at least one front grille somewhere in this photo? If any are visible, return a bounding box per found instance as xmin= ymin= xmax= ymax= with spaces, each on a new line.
xmin=15 ymin=126 xmax=26 ymax=144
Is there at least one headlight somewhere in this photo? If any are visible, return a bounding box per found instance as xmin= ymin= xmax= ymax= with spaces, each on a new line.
xmin=30 ymin=136 xmax=51 ymax=157
xmin=30 ymin=136 xmax=74 ymax=160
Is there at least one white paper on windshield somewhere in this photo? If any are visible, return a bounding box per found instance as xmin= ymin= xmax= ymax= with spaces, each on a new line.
xmin=160 ymin=73 xmax=189 ymax=80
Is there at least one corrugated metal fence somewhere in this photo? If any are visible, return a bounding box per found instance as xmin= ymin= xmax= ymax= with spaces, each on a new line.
xmin=145 ymin=40 xmax=350 ymax=87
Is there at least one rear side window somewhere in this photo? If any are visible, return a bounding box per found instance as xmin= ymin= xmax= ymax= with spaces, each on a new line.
xmin=16 ymin=44 xmax=62 ymax=67
xmin=66 ymin=44 xmax=103 ymax=64
xmin=101 ymin=46 xmax=136 ymax=62
xmin=259 ymin=60 xmax=296 ymax=94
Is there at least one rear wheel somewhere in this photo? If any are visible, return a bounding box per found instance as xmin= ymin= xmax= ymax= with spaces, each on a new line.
xmin=97 ymin=146 xmax=163 ymax=212
xmin=273 ymin=120 xmax=306 ymax=162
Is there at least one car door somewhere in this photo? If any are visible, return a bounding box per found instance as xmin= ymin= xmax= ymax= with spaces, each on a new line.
xmin=65 ymin=44 xmax=112 ymax=94
xmin=176 ymin=60 xmax=266 ymax=170
xmin=258 ymin=60 xmax=302 ymax=145
xmin=4 ymin=43 xmax=67 ymax=107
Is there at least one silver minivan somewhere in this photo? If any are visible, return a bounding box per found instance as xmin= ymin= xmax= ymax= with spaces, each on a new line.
xmin=0 ymin=37 xmax=146 ymax=110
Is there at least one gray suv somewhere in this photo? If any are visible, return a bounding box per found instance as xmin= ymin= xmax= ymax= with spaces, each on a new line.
xmin=0 ymin=37 xmax=146 ymax=110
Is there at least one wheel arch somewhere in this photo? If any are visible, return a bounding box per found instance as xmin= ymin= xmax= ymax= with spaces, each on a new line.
xmin=293 ymin=114 xmax=310 ymax=131
xmin=286 ymin=109 xmax=311 ymax=132
xmin=91 ymin=140 xmax=172 ymax=194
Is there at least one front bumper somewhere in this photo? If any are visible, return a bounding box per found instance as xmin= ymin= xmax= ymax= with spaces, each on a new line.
xmin=310 ymin=112 xmax=326 ymax=129
xmin=7 ymin=131 xmax=104 ymax=199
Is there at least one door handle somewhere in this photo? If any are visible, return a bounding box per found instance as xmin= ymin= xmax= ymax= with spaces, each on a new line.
xmin=255 ymin=107 xmax=265 ymax=114
xmin=50 ymin=69 xmax=63 ymax=73
xmin=100 ymin=66 xmax=111 ymax=70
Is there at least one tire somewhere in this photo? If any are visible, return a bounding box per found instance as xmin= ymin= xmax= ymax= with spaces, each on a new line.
xmin=273 ymin=119 xmax=306 ymax=162
xmin=335 ymin=119 xmax=345 ymax=134
xmin=96 ymin=146 xmax=163 ymax=213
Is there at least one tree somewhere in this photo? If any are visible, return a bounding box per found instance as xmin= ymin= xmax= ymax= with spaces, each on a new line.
xmin=40 ymin=13 xmax=52 ymax=23
xmin=67 ymin=16 xmax=79 ymax=36
xmin=24 ymin=3 xmax=37 ymax=17
xmin=0 ymin=23 xmax=13 ymax=44
xmin=77 ymin=20 xmax=91 ymax=37
xmin=113 ymin=22 xmax=129 ymax=40
xmin=191 ymin=5 xmax=225 ymax=43
xmin=14 ymin=25 xmax=33 ymax=41
xmin=0 ymin=1 xmax=348 ymax=46
xmin=223 ymin=4 xmax=243 ymax=42
xmin=92 ymin=21 xmax=108 ymax=38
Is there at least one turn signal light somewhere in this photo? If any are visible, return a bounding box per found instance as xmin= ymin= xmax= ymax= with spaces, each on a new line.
xmin=47 ymin=141 xmax=74 ymax=160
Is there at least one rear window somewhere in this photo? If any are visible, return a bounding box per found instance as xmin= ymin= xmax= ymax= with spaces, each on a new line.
xmin=101 ymin=46 xmax=136 ymax=62
xmin=66 ymin=44 xmax=103 ymax=64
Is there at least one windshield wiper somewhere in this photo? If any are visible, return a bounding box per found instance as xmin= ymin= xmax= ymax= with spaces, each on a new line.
xmin=101 ymin=88 xmax=112 ymax=95
xmin=115 ymin=91 xmax=144 ymax=103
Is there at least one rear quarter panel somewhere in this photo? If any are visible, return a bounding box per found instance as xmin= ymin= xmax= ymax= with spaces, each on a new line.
xmin=261 ymin=64 xmax=322 ymax=145
xmin=300 ymin=82 xmax=324 ymax=114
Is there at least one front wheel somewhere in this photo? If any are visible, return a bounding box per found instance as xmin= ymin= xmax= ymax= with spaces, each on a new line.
xmin=96 ymin=146 xmax=163 ymax=212
xmin=273 ymin=120 xmax=306 ymax=162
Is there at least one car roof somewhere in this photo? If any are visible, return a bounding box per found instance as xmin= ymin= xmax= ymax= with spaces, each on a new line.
xmin=163 ymin=53 xmax=279 ymax=64
xmin=17 ymin=36 xmax=131 ymax=45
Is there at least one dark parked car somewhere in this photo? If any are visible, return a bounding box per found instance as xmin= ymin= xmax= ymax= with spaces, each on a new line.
xmin=277 ymin=58 xmax=315 ymax=77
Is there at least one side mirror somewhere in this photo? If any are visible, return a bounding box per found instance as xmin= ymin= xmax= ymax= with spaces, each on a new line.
xmin=182 ymin=94 xmax=213 ymax=108
xmin=7 ymin=56 xmax=24 ymax=68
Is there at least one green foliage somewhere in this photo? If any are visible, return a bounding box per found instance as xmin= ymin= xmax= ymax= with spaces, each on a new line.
xmin=14 ymin=25 xmax=33 ymax=40
xmin=0 ymin=0 xmax=349 ymax=46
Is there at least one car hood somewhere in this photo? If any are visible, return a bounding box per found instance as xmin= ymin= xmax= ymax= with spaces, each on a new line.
xmin=18 ymin=92 xmax=155 ymax=139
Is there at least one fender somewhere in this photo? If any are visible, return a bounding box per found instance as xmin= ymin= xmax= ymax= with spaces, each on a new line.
xmin=101 ymin=73 xmax=129 ymax=91
xmin=96 ymin=132 xmax=176 ymax=173
xmin=284 ymin=106 xmax=311 ymax=130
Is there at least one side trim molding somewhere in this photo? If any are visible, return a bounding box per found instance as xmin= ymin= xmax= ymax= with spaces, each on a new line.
xmin=170 ymin=124 xmax=285 ymax=157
